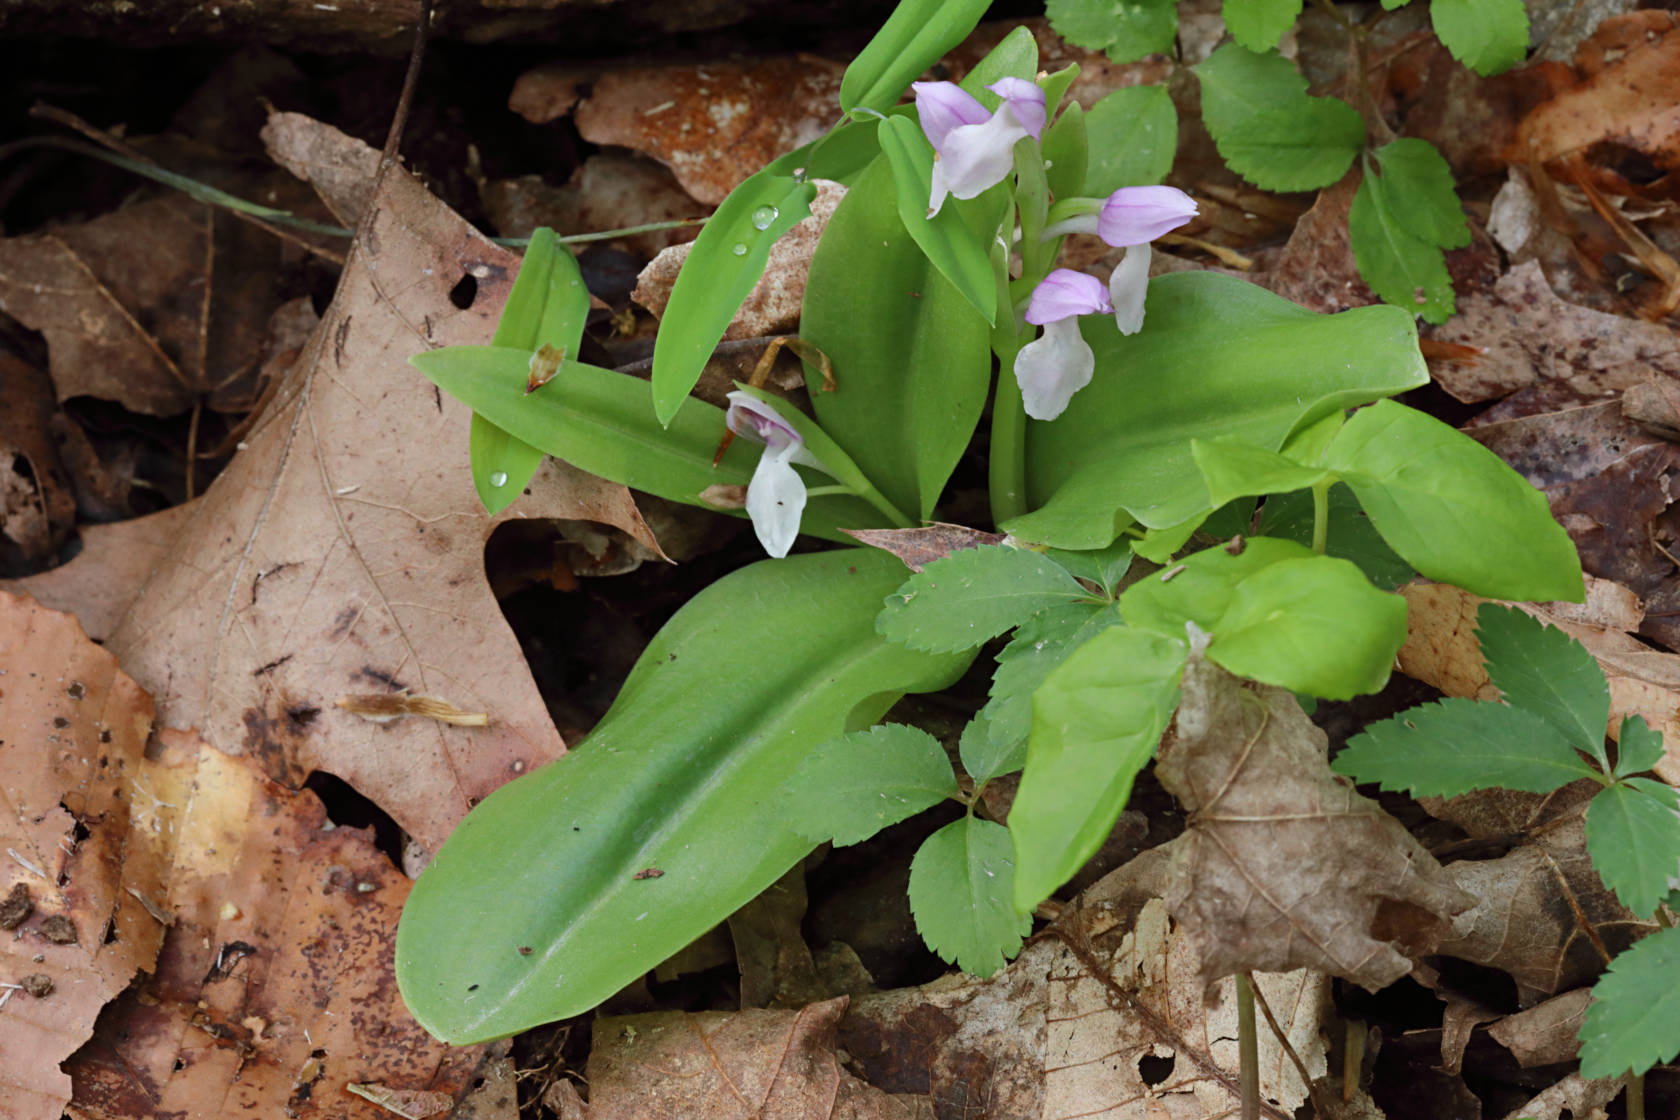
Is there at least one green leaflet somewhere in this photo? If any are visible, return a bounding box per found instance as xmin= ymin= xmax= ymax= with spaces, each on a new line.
xmin=1476 ymin=605 xmax=1610 ymax=768
xmin=801 ymin=157 xmax=992 ymax=521
xmin=649 ymin=172 xmax=816 ymax=425
xmin=783 ymin=724 xmax=959 ymax=847
xmin=1349 ymin=140 xmax=1469 ymax=324
xmin=1047 ymin=0 xmax=1178 ymax=63
xmin=1430 ymin=0 xmax=1529 ymax=76
xmin=1224 ymin=0 xmax=1304 ymax=52
xmin=1194 ymin=43 xmax=1364 ymax=193
xmin=1082 ymin=85 xmax=1178 ymax=195
xmin=877 ymin=115 xmax=998 ymax=323
xmin=1121 ymin=536 xmax=1315 ymax=637
xmin=1614 ymin=715 xmax=1666 ymax=779
xmin=1586 ymin=779 xmax=1680 ymax=919
xmin=395 ymin=550 xmax=974 ymax=1043
xmin=1324 ymin=400 xmax=1585 ymax=602
xmin=959 ymin=712 xmax=1025 ymax=785
xmin=1007 ymin=272 xmax=1426 ymax=548
xmin=982 ymin=601 xmax=1122 ymax=751
xmin=876 ymin=544 xmax=1093 ymax=653
xmin=471 ymin=227 xmax=590 ymax=513
xmin=839 ymin=0 xmax=993 ymax=114
xmin=1579 ymin=924 xmax=1680 ymax=1079
xmin=909 ymin=816 xmax=1031 ymax=977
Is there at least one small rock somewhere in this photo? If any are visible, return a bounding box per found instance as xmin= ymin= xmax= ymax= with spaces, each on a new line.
xmin=21 ymin=973 xmax=53 ymax=998
xmin=0 ymin=883 xmax=33 ymax=930
xmin=40 ymin=914 xmax=77 ymax=944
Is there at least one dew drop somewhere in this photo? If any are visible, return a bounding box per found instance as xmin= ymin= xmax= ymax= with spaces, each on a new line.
xmin=730 ymin=242 xmax=749 ymax=256
xmin=489 ymin=471 xmax=509 ymax=487
xmin=749 ymin=204 xmax=779 ymax=230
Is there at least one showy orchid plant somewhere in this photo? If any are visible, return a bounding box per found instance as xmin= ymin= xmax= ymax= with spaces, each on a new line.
xmin=398 ymin=0 xmax=1584 ymax=1059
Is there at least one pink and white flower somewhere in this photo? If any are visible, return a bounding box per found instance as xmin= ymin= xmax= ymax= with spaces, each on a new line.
xmin=1013 ymin=270 xmax=1114 ymax=421
xmin=724 ymin=392 xmax=834 ymax=558
xmin=912 ymin=78 xmax=1046 ymax=218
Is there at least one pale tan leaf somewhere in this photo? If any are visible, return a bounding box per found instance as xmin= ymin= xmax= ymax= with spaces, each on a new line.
xmin=1489 ymin=989 xmax=1591 ymax=1068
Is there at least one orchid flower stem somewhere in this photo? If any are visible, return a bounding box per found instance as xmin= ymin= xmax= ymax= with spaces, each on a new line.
xmin=1311 ymin=479 xmax=1332 ymax=555
xmin=802 ymin=485 xmax=853 ymax=499
xmin=1236 ymin=974 xmax=1259 ymax=1120
xmin=989 ymin=356 xmax=1029 ymax=525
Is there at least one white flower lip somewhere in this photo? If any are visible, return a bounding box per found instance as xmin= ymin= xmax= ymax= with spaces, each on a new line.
xmin=723 ymin=392 xmax=829 ymax=559
xmin=913 ymin=79 xmax=1047 ymax=218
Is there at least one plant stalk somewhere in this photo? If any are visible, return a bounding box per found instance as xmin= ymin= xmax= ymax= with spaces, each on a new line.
xmin=1311 ymin=479 xmax=1331 ymax=554
xmin=1237 ymin=973 xmax=1260 ymax=1120
xmin=988 ymin=240 xmax=1029 ymax=526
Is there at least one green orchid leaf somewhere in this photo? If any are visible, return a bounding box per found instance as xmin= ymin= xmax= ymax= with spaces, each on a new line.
xmin=1043 ymin=101 xmax=1089 ymax=203
xmin=783 ymin=723 xmax=960 ymax=846
xmin=802 ymin=157 xmax=992 ymax=521
xmin=765 ymin=116 xmax=890 ymax=185
xmin=1430 ymin=0 xmax=1529 ymax=76
xmin=840 ymin=0 xmax=993 ymax=114
xmin=877 ymin=543 xmax=1094 ymax=653
xmin=1082 ymin=85 xmax=1179 ymax=194
xmin=1048 ymin=0 xmax=1179 ymax=63
xmin=1349 ymin=140 xmax=1469 ymax=324
xmin=1039 ymin=63 xmax=1083 ymax=119
xmin=878 ymin=115 xmax=998 ymax=323
xmin=1476 ymin=604 xmax=1610 ymax=766
xmin=1011 ymin=624 xmax=1187 ymax=910
xmin=1579 ymin=924 xmax=1680 ymax=1079
xmin=395 ymin=550 xmax=974 ymax=1043
xmin=1224 ymin=0 xmax=1304 ymax=52
xmin=471 ymin=227 xmax=591 ymax=513
xmin=1192 ymin=436 xmax=1330 ymax=508
xmin=1194 ymin=43 xmax=1363 ymax=192
xmin=1257 ymin=484 xmax=1414 ymax=590
xmin=909 ymin=817 xmax=1032 ymax=977
xmin=982 ymin=601 xmax=1123 ymax=752
xmin=650 ymin=171 xmax=816 ymax=425
xmin=1005 ymin=272 xmax=1426 ymax=549
xmin=1586 ymin=779 xmax=1680 ymax=919
xmin=1324 ymin=400 xmax=1585 ymax=602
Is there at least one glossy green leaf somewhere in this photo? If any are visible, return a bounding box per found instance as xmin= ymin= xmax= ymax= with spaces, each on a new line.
xmin=840 ymin=0 xmax=993 ymax=114
xmin=1043 ymin=101 xmax=1089 ymax=203
xmin=1006 ymin=272 xmax=1427 ymax=548
xmin=1208 ymin=554 xmax=1407 ymax=698
xmin=1476 ymin=604 xmax=1609 ymax=766
xmin=909 ymin=817 xmax=1032 ymax=977
xmin=1614 ymin=715 xmax=1666 ymax=779
xmin=1194 ymin=43 xmax=1363 ymax=192
xmin=982 ymin=601 xmax=1122 ymax=751
xmin=1044 ymin=538 xmax=1134 ymax=595
xmin=802 ymin=157 xmax=992 ymax=521
xmin=1039 ymin=63 xmax=1082 ymax=119
xmin=395 ymin=550 xmax=974 ymax=1043
xmin=878 ymin=115 xmax=997 ymax=322
xmin=1132 ymin=514 xmax=1205 ymax=564
xmin=410 ymin=347 xmax=879 ymax=544
xmin=650 ymin=172 xmax=816 ymax=425
xmin=1224 ymin=0 xmax=1303 ymax=52
xmin=960 ymin=712 xmax=1025 ymax=785
xmin=765 ymin=117 xmax=889 ymax=185
xmin=1349 ymin=140 xmax=1469 ymax=324
xmin=1121 ymin=536 xmax=1314 ymax=638
xmin=1332 ymin=698 xmax=1599 ymax=796
xmin=877 ymin=544 xmax=1093 ymax=653
xmin=1579 ymin=924 xmax=1680 ymax=1079
xmin=1324 ymin=400 xmax=1585 ymax=602
xmin=1586 ymin=779 xmax=1680 ymax=919
xmin=1048 ymin=0 xmax=1179 ymax=63
xmin=1430 ymin=0 xmax=1529 ymax=76
xmin=960 ymin=25 xmax=1040 ymax=94
xmin=1257 ymin=484 xmax=1415 ymax=590
xmin=1011 ymin=625 xmax=1187 ymax=909
xmin=783 ymin=724 xmax=959 ymax=846
xmin=470 ymin=228 xmax=591 ymax=513
xmin=1082 ymin=85 xmax=1179 ymax=194
xmin=1192 ymin=436 xmax=1330 ymax=507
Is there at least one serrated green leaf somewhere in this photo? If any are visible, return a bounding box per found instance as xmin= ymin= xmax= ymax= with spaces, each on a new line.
xmin=1192 ymin=436 xmax=1330 ymax=508
xmin=1324 ymin=400 xmax=1584 ymax=602
xmin=877 ymin=545 xmax=1093 ymax=653
xmin=1476 ymin=604 xmax=1609 ymax=766
xmin=1011 ymin=626 xmax=1187 ymax=909
xmin=840 ymin=0 xmax=993 ymax=113
xmin=1579 ymin=924 xmax=1680 ymax=1078
xmin=1224 ymin=0 xmax=1304 ymax=53
xmin=1120 ymin=536 xmax=1314 ymax=638
xmin=1043 ymin=538 xmax=1134 ymax=595
xmin=878 ymin=116 xmax=998 ymax=323
xmin=959 ymin=713 xmax=1024 ymax=784
xmin=1194 ymin=43 xmax=1363 ymax=192
xmin=1586 ymin=779 xmax=1680 ymax=919
xmin=1615 ymin=715 xmax=1667 ymax=779
xmin=982 ymin=601 xmax=1123 ymax=751
xmin=1047 ymin=0 xmax=1179 ymax=63
xmin=395 ymin=551 xmax=973 ymax=1043
xmin=1256 ymin=484 xmax=1414 ymax=590
xmin=910 ymin=817 xmax=1032 ymax=976
xmin=1368 ymin=139 xmax=1471 ymax=249
xmin=1349 ymin=142 xmax=1467 ymax=324
xmin=783 ymin=724 xmax=959 ymax=846
xmin=1430 ymin=0 xmax=1529 ymax=77
xmin=1083 ymin=85 xmax=1179 ymax=194
xmin=1333 ymin=698 xmax=1597 ymax=796
xmin=1209 ymin=554 xmax=1407 ymax=699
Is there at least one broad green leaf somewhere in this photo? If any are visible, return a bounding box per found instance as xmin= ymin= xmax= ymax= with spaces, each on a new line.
xmin=840 ymin=0 xmax=993 ymax=114
xmin=1043 ymin=101 xmax=1089 ymax=203
xmin=1039 ymin=63 xmax=1083 ymax=119
xmin=1047 ymin=0 xmax=1179 ymax=63
xmin=1224 ymin=0 xmax=1303 ymax=52
xmin=650 ymin=172 xmax=816 ymax=425
xmin=783 ymin=724 xmax=959 ymax=846
xmin=1083 ymin=85 xmax=1179 ymax=194
xmin=982 ymin=601 xmax=1123 ymax=751
xmin=878 ymin=116 xmax=997 ymax=322
xmin=1194 ymin=44 xmax=1363 ymax=192
xmin=1349 ymin=141 xmax=1468 ymax=324
xmin=1579 ymin=924 xmax=1680 ymax=1079
xmin=1585 ymin=779 xmax=1680 ymax=919
xmin=409 ymin=347 xmax=879 ymax=544
xmin=395 ymin=551 xmax=974 ymax=1043
xmin=1280 ymin=408 xmax=1343 ymax=465
xmin=1044 ymin=538 xmax=1134 ymax=595
xmin=1209 ymin=555 xmax=1406 ymax=698
xmin=470 ymin=227 xmax=592 ymax=513
xmin=1132 ymin=513 xmax=1205 ymax=563
xmin=802 ymin=157 xmax=993 ymax=521
xmin=765 ymin=116 xmax=890 ymax=185
xmin=1332 ymin=698 xmax=1596 ymax=796
xmin=1430 ymin=0 xmax=1529 ymax=76
xmin=1007 ymin=272 xmax=1427 ymax=548
xmin=877 ymin=544 xmax=1093 ymax=653
xmin=1257 ymin=484 xmax=1415 ymax=591
xmin=1192 ymin=436 xmax=1330 ymax=507
xmin=1011 ymin=626 xmax=1187 ymax=909
xmin=1324 ymin=400 xmax=1584 ymax=602
xmin=1476 ymin=604 xmax=1609 ymax=765
xmin=1614 ymin=715 xmax=1666 ymax=779
xmin=909 ymin=817 xmax=1032 ymax=976
xmin=1120 ymin=536 xmax=1314 ymax=638
xmin=960 ymin=712 xmax=1025 ymax=784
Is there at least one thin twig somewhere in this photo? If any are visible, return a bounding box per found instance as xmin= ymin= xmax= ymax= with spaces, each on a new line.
xmin=1246 ymin=974 xmax=1330 ymax=1118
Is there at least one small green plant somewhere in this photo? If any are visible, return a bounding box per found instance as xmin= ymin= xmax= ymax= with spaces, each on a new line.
xmin=1334 ymin=604 xmax=1680 ymax=1094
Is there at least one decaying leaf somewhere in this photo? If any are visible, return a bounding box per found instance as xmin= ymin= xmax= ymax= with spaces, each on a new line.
xmin=1488 ymin=989 xmax=1591 ymax=1067
xmin=0 ymin=353 xmax=77 ymax=566
xmin=1155 ymin=656 xmax=1475 ymax=993
xmin=334 ymin=692 xmax=490 ymax=726
xmin=843 ymin=524 xmax=1007 ymax=572
xmin=483 ymin=154 xmax=703 ymax=260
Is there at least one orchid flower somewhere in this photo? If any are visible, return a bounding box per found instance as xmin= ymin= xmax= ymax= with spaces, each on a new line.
xmin=724 ymin=392 xmax=835 ymax=559
xmin=912 ymin=78 xmax=1046 ymax=218
xmin=1042 ymin=185 xmax=1198 ymax=334
xmin=1013 ymin=270 xmax=1114 ymax=421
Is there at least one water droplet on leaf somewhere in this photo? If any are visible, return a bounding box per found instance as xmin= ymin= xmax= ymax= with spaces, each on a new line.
xmin=730 ymin=242 xmax=749 ymax=256
xmin=749 ymin=205 xmax=778 ymax=230
xmin=489 ymin=471 xmax=508 ymax=487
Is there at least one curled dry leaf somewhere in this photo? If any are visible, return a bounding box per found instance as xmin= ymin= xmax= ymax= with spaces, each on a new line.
xmin=843 ymin=523 xmax=1006 ymax=573
xmin=102 ymin=114 xmax=660 ymax=851
xmin=1488 ymin=989 xmax=1591 ymax=1068
xmin=0 ymin=592 xmax=165 ymax=1120
xmin=0 ymin=353 xmax=76 ymax=565
xmin=1156 ymin=656 xmax=1475 ymax=993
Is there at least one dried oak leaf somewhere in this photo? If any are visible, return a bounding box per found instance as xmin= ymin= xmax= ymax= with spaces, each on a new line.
xmin=65 ymin=728 xmax=480 ymax=1119
xmin=842 ymin=524 xmax=1006 ymax=573
xmin=0 ymin=592 xmax=166 ymax=1120
xmin=1155 ymin=656 xmax=1475 ymax=993
xmin=103 ymin=115 xmax=660 ymax=851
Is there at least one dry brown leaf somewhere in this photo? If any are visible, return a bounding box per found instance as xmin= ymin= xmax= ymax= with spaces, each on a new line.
xmin=1501 ymin=1070 xmax=1625 ymax=1120
xmin=483 ymin=155 xmax=704 ymax=259
xmin=1488 ymin=989 xmax=1590 ymax=1067
xmin=64 ymin=727 xmax=480 ymax=1119
xmin=101 ymin=114 xmax=659 ymax=851
xmin=726 ymin=864 xmax=826 ymax=1010
xmin=842 ymin=524 xmax=1006 ymax=572
xmin=1156 ymin=656 xmax=1475 ymax=993
xmin=0 ymin=592 xmax=167 ymax=1120
xmin=0 ymin=353 xmax=76 ymax=565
